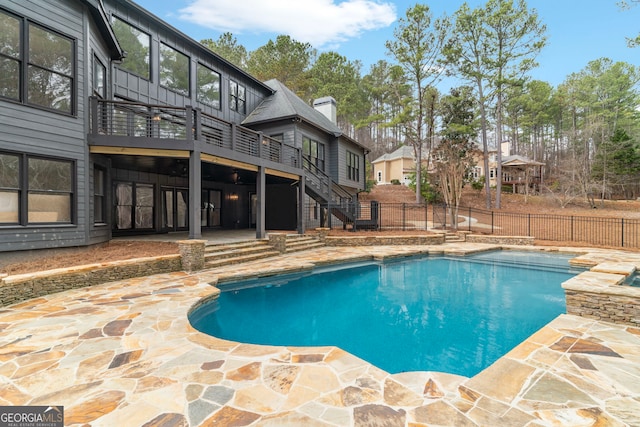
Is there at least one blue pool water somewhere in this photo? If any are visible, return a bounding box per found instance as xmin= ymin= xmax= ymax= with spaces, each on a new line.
xmin=189 ymin=250 xmax=579 ymax=377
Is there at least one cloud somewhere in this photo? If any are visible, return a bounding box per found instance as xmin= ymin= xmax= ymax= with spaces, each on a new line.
xmin=178 ymin=0 xmax=397 ymax=47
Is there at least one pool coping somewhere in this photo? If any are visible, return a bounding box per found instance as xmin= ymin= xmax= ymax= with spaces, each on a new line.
xmin=1 ymin=243 xmax=640 ymax=425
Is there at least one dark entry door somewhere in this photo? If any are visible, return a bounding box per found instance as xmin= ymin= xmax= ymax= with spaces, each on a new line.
xmin=162 ymin=187 xmax=188 ymax=231
xmin=201 ymin=189 xmax=221 ymax=228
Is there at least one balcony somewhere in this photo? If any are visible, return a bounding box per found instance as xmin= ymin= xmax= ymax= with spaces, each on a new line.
xmin=89 ymin=97 xmax=301 ymax=170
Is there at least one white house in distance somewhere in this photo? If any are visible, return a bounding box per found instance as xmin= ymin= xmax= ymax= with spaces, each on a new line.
xmin=371 ymin=145 xmax=415 ymax=185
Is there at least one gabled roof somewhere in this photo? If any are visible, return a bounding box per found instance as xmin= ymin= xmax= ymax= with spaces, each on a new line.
xmin=502 ymin=155 xmax=545 ymax=167
xmin=243 ymin=79 xmax=340 ymax=136
xmin=83 ymin=0 xmax=124 ymax=59
xmin=243 ymin=79 xmax=365 ymax=149
xmin=372 ymin=145 xmax=414 ymax=164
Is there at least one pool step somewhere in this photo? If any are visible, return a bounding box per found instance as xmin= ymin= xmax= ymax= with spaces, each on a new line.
xmin=204 ymin=240 xmax=279 ymax=268
xmin=284 ymin=234 xmax=325 ymax=253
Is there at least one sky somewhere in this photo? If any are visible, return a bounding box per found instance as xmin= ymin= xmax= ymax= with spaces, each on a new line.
xmin=133 ymin=0 xmax=640 ymax=88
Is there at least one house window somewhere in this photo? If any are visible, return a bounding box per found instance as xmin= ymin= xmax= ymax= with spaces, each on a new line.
xmin=0 ymin=153 xmax=74 ymax=224
xmin=0 ymin=10 xmax=20 ymax=101
xmin=114 ymin=182 xmax=154 ymax=230
xmin=0 ymin=152 xmax=20 ymax=224
xmin=1 ymin=154 xmax=74 ymax=224
xmin=377 ymin=171 xmax=382 ymax=182
xmin=94 ymin=166 xmax=106 ymax=224
xmin=302 ymin=137 xmax=325 ymax=171
xmin=93 ymin=55 xmax=106 ymax=98
xmin=347 ymin=151 xmax=359 ymax=181
xmin=111 ymin=17 xmax=150 ymax=80
xmin=0 ymin=10 xmax=75 ymax=114
xmin=229 ymin=79 xmax=245 ymax=113
xmin=197 ymin=63 xmax=220 ymax=108
xmin=28 ymin=157 xmax=73 ymax=223
xmin=490 ymin=168 xmax=496 ymax=179
xmin=160 ymin=43 xmax=189 ymax=95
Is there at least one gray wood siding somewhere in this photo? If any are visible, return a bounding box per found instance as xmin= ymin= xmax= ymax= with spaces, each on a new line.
xmin=103 ymin=0 xmax=270 ymax=122
xmin=336 ymin=138 xmax=365 ymax=191
xmin=0 ymin=0 xmax=92 ymax=251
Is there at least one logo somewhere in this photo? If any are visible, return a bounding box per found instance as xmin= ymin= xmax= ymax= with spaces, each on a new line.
xmin=0 ymin=406 xmax=63 ymax=427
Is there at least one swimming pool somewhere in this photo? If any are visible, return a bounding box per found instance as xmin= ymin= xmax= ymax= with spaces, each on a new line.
xmin=189 ymin=250 xmax=579 ymax=377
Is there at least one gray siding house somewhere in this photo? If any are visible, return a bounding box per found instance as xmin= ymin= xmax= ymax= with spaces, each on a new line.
xmin=0 ymin=0 xmax=367 ymax=253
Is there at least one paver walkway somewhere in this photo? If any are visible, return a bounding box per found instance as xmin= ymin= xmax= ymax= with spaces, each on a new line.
xmin=1 ymin=243 xmax=639 ymax=426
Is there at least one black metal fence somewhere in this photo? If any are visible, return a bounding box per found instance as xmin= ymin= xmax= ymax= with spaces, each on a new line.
xmin=304 ymin=202 xmax=640 ymax=249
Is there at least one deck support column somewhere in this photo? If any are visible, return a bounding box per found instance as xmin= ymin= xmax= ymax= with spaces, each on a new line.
xmin=297 ymin=175 xmax=305 ymax=234
xmin=256 ymin=166 xmax=266 ymax=239
xmin=188 ymin=147 xmax=202 ymax=239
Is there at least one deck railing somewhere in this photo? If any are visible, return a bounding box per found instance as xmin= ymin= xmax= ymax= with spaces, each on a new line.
xmin=306 ymin=201 xmax=640 ymax=248
xmin=90 ymin=97 xmax=300 ymax=168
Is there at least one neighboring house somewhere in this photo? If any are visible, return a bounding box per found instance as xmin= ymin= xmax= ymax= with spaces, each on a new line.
xmin=501 ymin=155 xmax=545 ymax=193
xmin=0 ymin=0 xmax=366 ymax=253
xmin=371 ymin=145 xmax=415 ymax=185
xmin=373 ymin=145 xmax=544 ymax=194
xmin=469 ymin=148 xmax=499 ymax=187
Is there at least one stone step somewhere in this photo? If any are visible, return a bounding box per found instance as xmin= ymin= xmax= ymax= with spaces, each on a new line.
xmin=283 ymin=235 xmax=324 ymax=253
xmin=204 ymin=250 xmax=280 ymax=268
xmin=204 ymin=242 xmax=272 ymax=261
xmin=445 ymin=233 xmax=464 ymax=243
xmin=284 ymin=241 xmax=326 ymax=253
xmin=205 ymin=239 xmax=268 ymax=253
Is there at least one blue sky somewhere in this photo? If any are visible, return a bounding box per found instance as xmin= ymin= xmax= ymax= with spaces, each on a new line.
xmin=134 ymin=0 xmax=639 ymax=88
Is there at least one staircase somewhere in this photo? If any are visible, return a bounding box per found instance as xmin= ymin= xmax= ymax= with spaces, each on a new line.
xmin=283 ymin=234 xmax=325 ymax=253
xmin=303 ymin=156 xmax=381 ymax=231
xmin=203 ymin=239 xmax=280 ymax=268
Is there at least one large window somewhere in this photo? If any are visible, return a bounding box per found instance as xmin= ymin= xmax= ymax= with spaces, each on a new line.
xmin=302 ymin=137 xmax=325 ymax=171
xmin=0 ymin=11 xmax=20 ymax=101
xmin=0 ymin=152 xmax=74 ymax=224
xmin=28 ymin=157 xmax=73 ymax=223
xmin=197 ymin=63 xmax=220 ymax=108
xmin=111 ymin=17 xmax=150 ymax=80
xmin=0 ymin=10 xmax=75 ymax=114
xmin=347 ymin=151 xmax=360 ymax=181
xmin=0 ymin=153 xmax=20 ymax=223
xmin=160 ymin=43 xmax=189 ymax=95
xmin=229 ymin=79 xmax=245 ymax=113
xmin=93 ymin=55 xmax=106 ymax=98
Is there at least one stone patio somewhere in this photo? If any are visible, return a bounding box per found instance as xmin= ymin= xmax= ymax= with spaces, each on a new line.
xmin=1 ymin=243 xmax=639 ymax=426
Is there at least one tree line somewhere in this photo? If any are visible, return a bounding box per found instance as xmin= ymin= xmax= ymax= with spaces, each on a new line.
xmin=200 ymin=0 xmax=640 ymax=209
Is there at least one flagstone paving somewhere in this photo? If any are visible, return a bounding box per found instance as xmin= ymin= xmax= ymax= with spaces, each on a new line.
xmin=1 ymin=243 xmax=639 ymax=426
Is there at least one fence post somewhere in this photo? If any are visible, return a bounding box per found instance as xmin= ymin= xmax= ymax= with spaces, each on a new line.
xmin=528 ymin=213 xmax=531 ymax=236
xmin=402 ymin=203 xmax=406 ymax=231
xmin=443 ymin=204 xmax=447 ymax=229
xmin=425 ymin=203 xmax=428 ymax=230
xmin=468 ymin=207 xmax=472 ymax=232
xmin=571 ymin=216 xmax=574 ymax=242
xmin=491 ymin=211 xmax=494 ymax=234
xmin=621 ymin=218 xmax=625 ymax=247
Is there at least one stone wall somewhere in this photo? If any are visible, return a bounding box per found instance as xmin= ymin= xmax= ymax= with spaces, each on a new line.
xmin=563 ymin=275 xmax=640 ymax=326
xmin=0 ymin=255 xmax=182 ymax=307
xmin=324 ymin=234 xmax=445 ymax=246
xmin=465 ymin=235 xmax=534 ymax=245
xmin=178 ymin=240 xmax=206 ymax=272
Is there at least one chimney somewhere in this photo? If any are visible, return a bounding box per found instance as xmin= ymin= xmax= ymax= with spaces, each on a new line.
xmin=313 ymin=96 xmax=337 ymax=124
